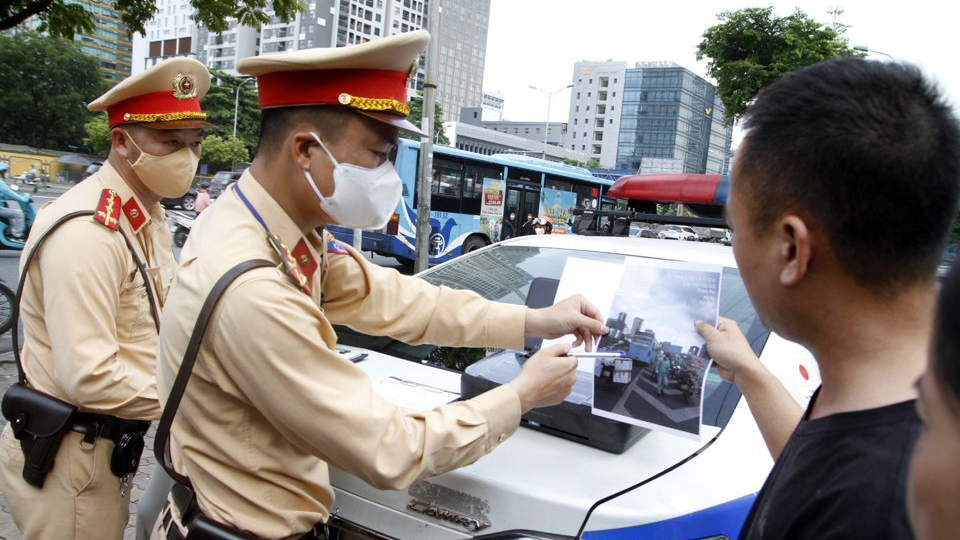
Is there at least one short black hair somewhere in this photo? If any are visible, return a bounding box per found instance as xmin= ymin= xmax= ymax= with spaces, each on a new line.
xmin=934 ymin=258 xmax=960 ymax=410
xmin=738 ymin=57 xmax=960 ymax=289
xmin=256 ymin=105 xmax=354 ymax=157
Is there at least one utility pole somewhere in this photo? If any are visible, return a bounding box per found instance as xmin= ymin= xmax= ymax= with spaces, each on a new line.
xmin=529 ymin=84 xmax=572 ymax=159
xmin=233 ymin=77 xmax=255 ymax=138
xmin=414 ymin=0 xmax=441 ymax=274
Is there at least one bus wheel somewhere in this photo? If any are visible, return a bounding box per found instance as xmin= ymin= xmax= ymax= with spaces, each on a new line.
xmin=461 ymin=236 xmax=488 ymax=254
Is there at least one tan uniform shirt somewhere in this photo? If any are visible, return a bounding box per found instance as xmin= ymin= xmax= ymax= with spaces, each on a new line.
xmin=19 ymin=162 xmax=174 ymax=420
xmin=157 ymin=172 xmax=527 ymax=539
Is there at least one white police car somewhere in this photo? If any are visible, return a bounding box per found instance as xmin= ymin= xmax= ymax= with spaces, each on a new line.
xmin=328 ymin=233 xmax=820 ymax=540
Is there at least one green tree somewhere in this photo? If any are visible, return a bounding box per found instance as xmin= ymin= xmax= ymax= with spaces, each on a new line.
xmin=0 ymin=32 xmax=107 ymax=150
xmin=402 ymin=97 xmax=449 ymax=145
xmin=82 ymin=115 xmax=111 ymax=158
xmin=0 ymin=0 xmax=305 ymax=39
xmin=201 ymin=69 xmax=261 ymax=157
xmin=696 ymin=6 xmax=861 ymax=123
xmin=201 ymin=134 xmax=249 ymax=173
xmin=563 ymin=158 xmax=600 ymax=169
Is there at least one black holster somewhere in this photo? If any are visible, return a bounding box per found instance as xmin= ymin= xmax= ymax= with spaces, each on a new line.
xmin=172 ymin=484 xmax=259 ymax=540
xmin=1 ymin=382 xmax=77 ymax=488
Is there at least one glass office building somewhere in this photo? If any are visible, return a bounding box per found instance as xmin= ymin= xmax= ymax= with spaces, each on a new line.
xmin=616 ymin=62 xmax=731 ymax=175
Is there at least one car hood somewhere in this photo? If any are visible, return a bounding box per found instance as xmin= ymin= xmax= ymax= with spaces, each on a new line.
xmin=329 ymin=337 xmax=818 ymax=539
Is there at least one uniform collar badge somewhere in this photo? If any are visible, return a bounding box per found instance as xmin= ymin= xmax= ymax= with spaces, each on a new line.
xmin=94 ymin=189 xmax=122 ymax=231
xmin=325 ymin=237 xmax=348 ymax=255
xmin=121 ymin=197 xmax=147 ymax=233
xmin=267 ymin=234 xmax=312 ymax=296
xmin=291 ymin=239 xmax=318 ymax=282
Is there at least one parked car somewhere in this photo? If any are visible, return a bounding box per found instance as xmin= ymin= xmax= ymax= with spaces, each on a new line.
xmin=212 ymin=170 xmax=243 ymax=196
xmin=629 ymin=224 xmax=656 ymax=238
xmin=658 ymin=225 xmax=699 ymax=241
xmin=320 ymin=234 xmax=819 ymax=540
xmin=162 ymin=187 xmax=198 ymax=211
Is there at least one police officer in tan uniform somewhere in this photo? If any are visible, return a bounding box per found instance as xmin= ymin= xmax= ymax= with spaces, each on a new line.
xmin=0 ymin=58 xmax=211 ymax=540
xmin=151 ymin=31 xmax=607 ymax=540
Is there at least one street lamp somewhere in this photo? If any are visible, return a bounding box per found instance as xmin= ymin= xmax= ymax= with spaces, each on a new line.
xmin=233 ymin=76 xmax=256 ymax=138
xmin=853 ymin=45 xmax=895 ymax=60
xmin=529 ymin=84 xmax=573 ymax=159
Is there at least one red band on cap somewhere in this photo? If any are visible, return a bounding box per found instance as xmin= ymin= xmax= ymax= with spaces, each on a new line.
xmin=107 ymin=91 xmax=204 ymax=127
xmin=257 ymin=69 xmax=408 ymax=109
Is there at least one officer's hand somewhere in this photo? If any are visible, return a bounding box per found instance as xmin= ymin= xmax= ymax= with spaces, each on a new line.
xmin=694 ymin=317 xmax=762 ymax=385
xmin=508 ymin=344 xmax=578 ymax=413
xmin=525 ymin=294 xmax=608 ymax=352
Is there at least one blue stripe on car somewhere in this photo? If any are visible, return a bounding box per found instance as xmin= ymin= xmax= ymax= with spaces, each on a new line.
xmin=581 ymin=492 xmax=755 ymax=540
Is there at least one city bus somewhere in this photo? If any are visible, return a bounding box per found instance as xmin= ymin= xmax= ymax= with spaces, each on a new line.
xmin=326 ymin=138 xmax=617 ymax=264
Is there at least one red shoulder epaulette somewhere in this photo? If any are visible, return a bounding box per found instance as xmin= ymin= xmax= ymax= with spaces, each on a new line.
xmin=94 ymin=189 xmax=121 ymax=231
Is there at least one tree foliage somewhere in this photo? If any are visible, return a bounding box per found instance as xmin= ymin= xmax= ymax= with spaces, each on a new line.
xmin=82 ymin=115 xmax=111 ymax=158
xmin=696 ymin=7 xmax=861 ymax=123
xmin=0 ymin=32 xmax=107 ymax=150
xmin=201 ymin=134 xmax=249 ymax=173
xmin=0 ymin=0 xmax=306 ymax=38
xmin=563 ymin=158 xmax=600 ymax=169
xmin=201 ymin=69 xmax=261 ymax=157
xmin=402 ymin=97 xmax=449 ymax=145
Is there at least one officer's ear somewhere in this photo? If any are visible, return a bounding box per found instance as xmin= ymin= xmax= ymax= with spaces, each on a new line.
xmin=290 ymin=130 xmax=318 ymax=172
xmin=110 ymin=127 xmax=139 ymax=162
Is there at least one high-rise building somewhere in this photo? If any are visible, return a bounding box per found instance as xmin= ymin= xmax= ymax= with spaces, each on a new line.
xmin=132 ymin=0 xmax=197 ymax=73
xmin=616 ymin=62 xmax=731 ymax=175
xmin=481 ymin=91 xmax=504 ymax=121
xmin=131 ymin=0 xmax=490 ymax=121
xmin=562 ymin=61 xmax=628 ymax=167
xmin=9 ymin=0 xmax=134 ymax=82
xmin=482 ymin=120 xmax=566 ymax=147
xmin=562 ymin=60 xmax=733 ymax=174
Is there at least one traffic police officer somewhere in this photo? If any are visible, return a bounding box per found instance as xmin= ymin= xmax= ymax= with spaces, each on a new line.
xmin=0 ymin=57 xmax=211 ymax=540
xmin=151 ymin=31 xmax=606 ymax=540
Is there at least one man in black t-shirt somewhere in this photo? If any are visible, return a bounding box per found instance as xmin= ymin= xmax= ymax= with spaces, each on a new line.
xmin=695 ymin=58 xmax=960 ymax=540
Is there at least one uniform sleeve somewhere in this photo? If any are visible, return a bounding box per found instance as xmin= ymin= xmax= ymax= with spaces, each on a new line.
xmin=322 ymin=244 xmax=527 ymax=350
xmin=212 ymin=276 xmax=522 ymax=490
xmin=33 ymin=220 xmax=159 ymax=417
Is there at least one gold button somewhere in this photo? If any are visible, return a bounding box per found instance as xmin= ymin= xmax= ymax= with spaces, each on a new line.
xmin=129 ymin=209 xmax=140 ymax=219
xmin=123 ymin=113 xmax=131 ymax=121
xmin=497 ymin=433 xmax=506 ymax=443
xmin=338 ymin=93 xmax=352 ymax=105
xmin=298 ymin=254 xmax=311 ymax=266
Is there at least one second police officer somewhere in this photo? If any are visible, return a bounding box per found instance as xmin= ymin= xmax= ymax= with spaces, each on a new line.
xmin=151 ymin=31 xmax=607 ymax=540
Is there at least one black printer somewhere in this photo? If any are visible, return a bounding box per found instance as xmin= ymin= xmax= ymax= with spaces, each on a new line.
xmin=460 ymin=278 xmax=648 ymax=454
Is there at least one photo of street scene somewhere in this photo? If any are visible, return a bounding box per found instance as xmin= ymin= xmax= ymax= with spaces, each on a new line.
xmin=591 ymin=258 xmax=722 ymax=438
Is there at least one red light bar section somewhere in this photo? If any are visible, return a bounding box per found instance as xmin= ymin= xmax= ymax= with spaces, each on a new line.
xmin=608 ymin=174 xmax=722 ymax=203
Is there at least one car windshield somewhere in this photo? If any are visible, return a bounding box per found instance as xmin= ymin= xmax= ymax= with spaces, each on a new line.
xmin=335 ymin=245 xmax=769 ymax=429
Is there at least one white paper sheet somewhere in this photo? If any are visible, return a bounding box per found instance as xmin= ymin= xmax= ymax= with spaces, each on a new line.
xmin=540 ymin=257 xmax=624 ymax=372
xmin=375 ymin=376 xmax=460 ymax=411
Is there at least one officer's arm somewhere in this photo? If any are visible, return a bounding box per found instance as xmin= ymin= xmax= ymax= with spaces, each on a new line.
xmin=33 ymin=220 xmax=160 ymax=418
xmin=214 ymin=276 xmax=521 ymax=490
xmin=322 ymin=242 xmax=526 ymax=350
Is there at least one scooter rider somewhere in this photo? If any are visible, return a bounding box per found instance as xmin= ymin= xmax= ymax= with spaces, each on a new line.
xmin=0 ymin=163 xmax=29 ymax=241
xmin=0 ymin=57 xmax=212 ymax=540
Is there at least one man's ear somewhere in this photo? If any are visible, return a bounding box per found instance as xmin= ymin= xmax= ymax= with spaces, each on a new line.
xmin=110 ymin=127 xmax=133 ymax=161
xmin=290 ymin=130 xmax=318 ymax=171
xmin=777 ymin=215 xmax=812 ymax=286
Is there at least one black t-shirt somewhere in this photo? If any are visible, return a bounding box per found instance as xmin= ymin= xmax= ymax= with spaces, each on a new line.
xmin=738 ymin=389 xmax=919 ymax=540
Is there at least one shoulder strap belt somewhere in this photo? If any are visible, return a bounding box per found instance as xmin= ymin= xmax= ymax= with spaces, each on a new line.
xmin=154 ymin=259 xmax=274 ymax=486
xmin=12 ymin=211 xmax=161 ymax=384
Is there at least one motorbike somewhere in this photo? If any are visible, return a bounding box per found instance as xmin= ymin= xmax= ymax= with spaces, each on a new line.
xmin=168 ymin=210 xmax=194 ymax=248
xmin=0 ymin=189 xmax=35 ymax=251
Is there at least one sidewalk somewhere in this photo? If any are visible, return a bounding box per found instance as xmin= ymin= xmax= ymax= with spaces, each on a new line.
xmin=0 ymin=335 xmax=156 ymax=540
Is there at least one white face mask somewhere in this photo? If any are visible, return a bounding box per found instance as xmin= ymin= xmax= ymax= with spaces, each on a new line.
xmin=303 ymin=132 xmax=402 ymax=229
xmin=125 ymin=130 xmax=199 ymax=198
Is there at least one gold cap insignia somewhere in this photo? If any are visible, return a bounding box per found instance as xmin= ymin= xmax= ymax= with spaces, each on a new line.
xmin=173 ymin=73 xmax=198 ymax=99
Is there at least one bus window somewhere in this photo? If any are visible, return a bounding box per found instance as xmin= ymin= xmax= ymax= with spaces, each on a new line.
xmin=507 ymin=167 xmax=540 ymax=184
xmin=431 ymin=157 xmax=464 ymax=213
xmin=574 ymin=183 xmax=599 ymax=209
xmin=544 ymin=176 xmax=572 ymax=192
xmin=463 ymin=162 xmax=503 ymax=214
